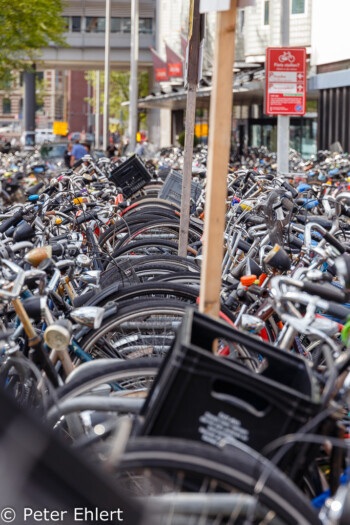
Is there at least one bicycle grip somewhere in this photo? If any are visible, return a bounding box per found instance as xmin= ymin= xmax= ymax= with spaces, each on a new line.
xmin=323 ymin=301 xmax=350 ymax=323
xmin=42 ymin=185 xmax=58 ymax=196
xmin=301 ymin=282 xmax=348 ymax=303
xmin=237 ymin=239 xmax=251 ymax=253
xmin=244 ymin=171 xmax=257 ymax=184
xmin=323 ymin=232 xmax=345 ymax=254
xmin=76 ymin=212 xmax=98 ymax=225
xmin=0 ymin=210 xmax=23 ymax=234
xmin=73 ymin=158 xmax=84 ymax=169
xmin=288 ymin=235 xmax=303 ymax=249
xmin=282 ymin=181 xmax=298 ymax=198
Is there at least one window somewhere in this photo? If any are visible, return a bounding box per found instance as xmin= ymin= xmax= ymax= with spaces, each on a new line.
xmin=111 ymin=17 xmax=121 ymax=33
xmin=61 ymin=16 xmax=69 ymax=31
xmin=72 ymin=16 xmax=81 ymax=32
xmin=263 ymin=0 xmax=270 ymax=25
xmin=139 ymin=18 xmax=153 ymax=34
xmin=2 ymin=98 xmax=11 ymax=114
xmin=85 ymin=17 xmax=105 ymax=33
xmin=122 ymin=17 xmax=131 ymax=33
xmin=292 ymin=0 xmax=305 ymax=14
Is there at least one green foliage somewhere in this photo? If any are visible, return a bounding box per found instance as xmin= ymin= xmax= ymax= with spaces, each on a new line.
xmin=0 ymin=0 xmax=67 ymax=80
xmin=178 ymin=130 xmax=199 ymax=148
xmin=35 ymin=74 xmax=47 ymax=112
xmin=85 ymin=70 xmax=149 ymax=133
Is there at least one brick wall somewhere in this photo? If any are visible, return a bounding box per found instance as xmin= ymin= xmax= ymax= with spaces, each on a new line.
xmin=67 ymin=70 xmax=89 ymax=133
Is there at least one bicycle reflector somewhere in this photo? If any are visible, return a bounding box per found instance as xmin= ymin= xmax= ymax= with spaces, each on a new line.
xmin=240 ymin=275 xmax=257 ymax=287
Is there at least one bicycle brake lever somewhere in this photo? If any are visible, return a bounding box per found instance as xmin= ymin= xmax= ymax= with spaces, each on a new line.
xmin=2 ymin=259 xmax=23 ymax=275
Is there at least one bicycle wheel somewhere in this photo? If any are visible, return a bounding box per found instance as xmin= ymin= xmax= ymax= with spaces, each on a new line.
xmin=101 ymin=256 xmax=200 ymax=286
xmin=82 ymin=282 xmax=199 ymax=308
xmin=116 ymin=437 xmax=321 ymax=525
xmin=56 ymin=358 xmax=162 ymax=403
xmin=78 ymin=300 xmax=187 ymax=359
xmin=111 ymin=240 xmax=197 ymax=260
xmin=113 ymin=221 xmax=202 ymax=252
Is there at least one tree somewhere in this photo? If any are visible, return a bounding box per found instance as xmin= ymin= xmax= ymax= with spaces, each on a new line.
xmin=0 ymin=0 xmax=66 ymax=81
xmin=85 ymin=71 xmax=149 ymax=134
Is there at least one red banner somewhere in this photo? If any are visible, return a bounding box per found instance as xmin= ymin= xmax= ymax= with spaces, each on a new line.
xmin=155 ymin=68 xmax=168 ymax=82
xmin=165 ymin=44 xmax=183 ymax=78
xmin=168 ymin=63 xmax=183 ymax=77
xmin=150 ymin=47 xmax=169 ymax=83
xmin=180 ymin=34 xmax=188 ymax=61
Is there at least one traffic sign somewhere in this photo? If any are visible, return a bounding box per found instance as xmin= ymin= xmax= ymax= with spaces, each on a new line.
xmin=265 ymin=47 xmax=307 ymax=116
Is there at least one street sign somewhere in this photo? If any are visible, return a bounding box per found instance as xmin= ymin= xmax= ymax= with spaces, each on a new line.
xmin=53 ymin=121 xmax=68 ymax=136
xmin=265 ymin=47 xmax=307 ymax=116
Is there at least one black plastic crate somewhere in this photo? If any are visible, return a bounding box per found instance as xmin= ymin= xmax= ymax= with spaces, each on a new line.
xmin=158 ymin=170 xmax=202 ymax=207
xmin=109 ymin=155 xmax=152 ymax=198
xmin=139 ymin=308 xmax=322 ymax=464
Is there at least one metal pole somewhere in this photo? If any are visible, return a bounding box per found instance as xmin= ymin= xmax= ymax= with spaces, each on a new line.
xmin=178 ymin=0 xmax=201 ymax=257
xmin=128 ymin=0 xmax=139 ymax=152
xmin=103 ymin=0 xmax=111 ymax=152
xmin=95 ymin=70 xmax=100 ymax=149
xmin=23 ymin=67 xmax=36 ymax=147
xmin=277 ymin=0 xmax=290 ymax=175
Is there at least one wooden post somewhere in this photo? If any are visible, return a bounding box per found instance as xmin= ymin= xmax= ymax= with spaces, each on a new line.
xmin=178 ymin=0 xmax=201 ymax=257
xmin=199 ymin=1 xmax=237 ymax=318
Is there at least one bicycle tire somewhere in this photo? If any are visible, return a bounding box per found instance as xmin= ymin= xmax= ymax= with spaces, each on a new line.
xmin=82 ymin=282 xmax=199 ymax=307
xmin=117 ymin=437 xmax=321 ymax=525
xmin=111 ymin=239 xmax=197 ymax=260
xmin=77 ymin=299 xmax=187 ymax=359
xmin=55 ymin=358 xmax=162 ymax=404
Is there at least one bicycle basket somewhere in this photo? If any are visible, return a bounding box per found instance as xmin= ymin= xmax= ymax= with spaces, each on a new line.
xmin=158 ymin=170 xmax=202 ymax=207
xmin=139 ymin=308 xmax=323 ymax=470
xmin=109 ymin=155 xmax=152 ymax=198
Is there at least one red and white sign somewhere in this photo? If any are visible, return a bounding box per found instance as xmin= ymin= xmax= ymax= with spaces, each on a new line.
xmin=265 ymin=47 xmax=307 ymax=116
xmin=168 ymin=62 xmax=183 ymax=77
xmin=155 ymin=68 xmax=168 ymax=82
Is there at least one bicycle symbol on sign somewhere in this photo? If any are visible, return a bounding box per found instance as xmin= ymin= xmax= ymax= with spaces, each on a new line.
xmin=278 ymin=51 xmax=296 ymax=64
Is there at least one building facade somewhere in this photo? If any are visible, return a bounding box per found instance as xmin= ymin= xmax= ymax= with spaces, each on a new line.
xmin=0 ymin=70 xmax=65 ymax=130
xmin=309 ymin=0 xmax=350 ymax=152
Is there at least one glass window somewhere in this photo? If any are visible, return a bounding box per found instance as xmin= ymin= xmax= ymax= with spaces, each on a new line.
xmin=292 ymin=0 xmax=305 ymax=14
xmin=139 ymin=18 xmax=153 ymax=34
xmin=2 ymin=98 xmax=11 ymax=114
xmin=122 ymin=17 xmax=131 ymax=33
xmin=111 ymin=17 xmax=121 ymax=33
xmin=36 ymin=72 xmax=44 ymax=82
xmin=72 ymin=16 xmax=81 ymax=32
xmin=264 ymin=0 xmax=270 ymax=25
xmin=85 ymin=17 xmax=105 ymax=33
xmin=61 ymin=16 xmax=69 ymax=31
